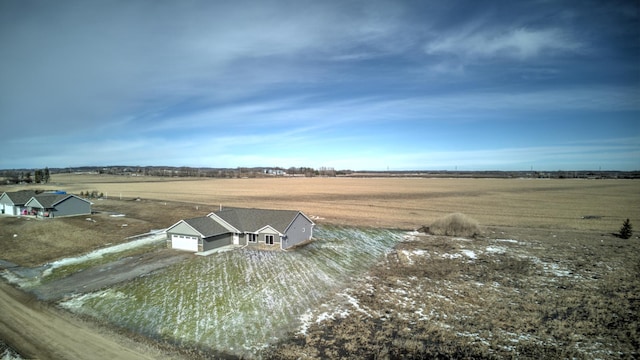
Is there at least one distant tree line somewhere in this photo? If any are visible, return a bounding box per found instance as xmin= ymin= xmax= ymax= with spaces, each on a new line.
xmin=2 ymin=166 xmax=639 ymax=182
xmin=92 ymin=166 xmax=349 ymax=178
xmin=1 ymin=167 xmax=50 ymax=184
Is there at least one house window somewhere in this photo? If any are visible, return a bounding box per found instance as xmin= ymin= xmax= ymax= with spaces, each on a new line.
xmin=248 ymin=233 xmax=258 ymax=243
xmin=265 ymin=235 xmax=274 ymax=245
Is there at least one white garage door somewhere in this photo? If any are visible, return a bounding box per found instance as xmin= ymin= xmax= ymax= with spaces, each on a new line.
xmin=171 ymin=234 xmax=199 ymax=252
xmin=3 ymin=205 xmax=15 ymax=216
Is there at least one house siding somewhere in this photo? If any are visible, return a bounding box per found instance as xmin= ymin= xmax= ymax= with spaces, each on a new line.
xmin=282 ymin=213 xmax=314 ymax=249
xmin=50 ymin=197 xmax=91 ymax=217
xmin=202 ymin=234 xmax=233 ymax=251
xmin=257 ymin=227 xmax=280 ymax=246
xmin=167 ymin=222 xmax=202 ymax=238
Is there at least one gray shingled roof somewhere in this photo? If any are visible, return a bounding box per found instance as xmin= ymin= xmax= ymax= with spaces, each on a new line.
xmin=28 ymin=194 xmax=71 ymax=208
xmin=1 ymin=190 xmax=38 ymax=205
xmin=214 ymin=207 xmax=301 ymax=233
xmin=184 ymin=216 xmax=230 ymax=237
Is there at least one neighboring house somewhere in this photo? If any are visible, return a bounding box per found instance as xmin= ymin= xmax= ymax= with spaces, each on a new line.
xmin=24 ymin=193 xmax=92 ymax=218
xmin=0 ymin=190 xmax=37 ymax=216
xmin=166 ymin=207 xmax=315 ymax=252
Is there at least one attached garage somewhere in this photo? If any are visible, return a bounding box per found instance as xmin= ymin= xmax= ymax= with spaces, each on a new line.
xmin=171 ymin=234 xmax=199 ymax=252
xmin=166 ymin=216 xmax=232 ymax=253
xmin=0 ymin=190 xmax=37 ymax=216
xmin=2 ymin=204 xmax=15 ymax=216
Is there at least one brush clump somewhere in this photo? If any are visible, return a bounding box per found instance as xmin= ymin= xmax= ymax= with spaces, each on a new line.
xmin=427 ymin=213 xmax=480 ymax=237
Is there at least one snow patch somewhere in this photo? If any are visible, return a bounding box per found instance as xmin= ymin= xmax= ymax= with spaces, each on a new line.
xmin=297 ymin=309 xmax=313 ymax=335
xmin=339 ymin=291 xmax=372 ymax=317
xmin=485 ymin=245 xmax=507 ymax=254
xmin=399 ymin=249 xmax=430 ymax=265
xmin=496 ymin=239 xmax=519 ymax=244
xmin=42 ymin=232 xmax=166 ymax=278
xmin=460 ymin=249 xmax=477 ymax=259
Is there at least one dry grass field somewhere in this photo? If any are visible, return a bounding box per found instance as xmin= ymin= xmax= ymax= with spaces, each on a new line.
xmin=1 ymin=174 xmax=639 ymax=358
xmin=1 ymin=174 xmax=638 ymax=266
xmin=9 ymin=173 xmax=640 ymax=230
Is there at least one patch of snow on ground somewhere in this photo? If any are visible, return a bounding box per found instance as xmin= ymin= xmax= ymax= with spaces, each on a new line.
xmin=485 ymin=245 xmax=507 ymax=254
xmin=339 ymin=291 xmax=372 ymax=317
xmin=545 ymin=262 xmax=574 ymax=277
xmin=414 ymin=308 xmax=431 ymax=321
xmin=0 ymin=270 xmax=38 ymax=288
xmin=297 ymin=309 xmax=313 ymax=335
xmin=496 ymin=239 xmax=519 ymax=244
xmin=441 ymin=253 xmax=462 ymax=259
xmin=62 ymin=226 xmax=404 ymax=357
xmin=0 ymin=344 xmax=23 ymax=360
xmin=400 ymin=249 xmax=430 ymax=265
xmin=42 ymin=232 xmax=166 ymax=277
xmin=460 ymin=249 xmax=477 ymax=259
xmin=60 ymin=289 xmax=111 ymax=311
xmin=528 ymin=256 xmax=577 ymax=278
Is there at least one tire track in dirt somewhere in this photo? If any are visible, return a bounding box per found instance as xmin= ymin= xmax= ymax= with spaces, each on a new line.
xmin=32 ymin=249 xmax=192 ymax=301
xmin=0 ymin=280 xmax=155 ymax=360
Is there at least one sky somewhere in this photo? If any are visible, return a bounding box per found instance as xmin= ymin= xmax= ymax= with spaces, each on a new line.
xmin=1 ymin=0 xmax=639 ymax=171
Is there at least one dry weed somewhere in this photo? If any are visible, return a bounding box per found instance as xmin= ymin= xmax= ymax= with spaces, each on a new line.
xmin=428 ymin=212 xmax=481 ymax=237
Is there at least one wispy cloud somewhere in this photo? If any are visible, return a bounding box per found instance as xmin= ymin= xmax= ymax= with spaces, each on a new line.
xmin=0 ymin=1 xmax=637 ymax=170
xmin=426 ymin=27 xmax=582 ymax=60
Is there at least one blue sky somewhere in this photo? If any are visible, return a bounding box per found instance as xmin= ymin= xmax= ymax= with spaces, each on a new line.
xmin=1 ymin=0 xmax=638 ymax=171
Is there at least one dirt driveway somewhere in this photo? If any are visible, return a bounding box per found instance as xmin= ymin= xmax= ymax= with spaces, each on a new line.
xmin=0 ymin=280 xmax=164 ymax=360
xmin=31 ymin=248 xmax=193 ymax=301
xmin=1 ymin=247 xmax=194 ymax=359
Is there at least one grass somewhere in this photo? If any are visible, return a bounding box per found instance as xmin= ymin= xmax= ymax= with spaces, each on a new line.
xmin=4 ymin=174 xmax=639 ymax=230
xmin=265 ymin=228 xmax=640 ymax=359
xmin=427 ymin=212 xmax=481 ymax=237
xmin=0 ymin=198 xmax=207 ymax=266
xmin=60 ymin=226 xmax=404 ymax=358
xmin=2 ymin=174 xmax=639 ymax=358
xmin=40 ymin=243 xmax=163 ymax=283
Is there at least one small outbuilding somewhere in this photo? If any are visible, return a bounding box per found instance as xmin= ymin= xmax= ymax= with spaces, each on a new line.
xmin=166 ymin=207 xmax=315 ymax=252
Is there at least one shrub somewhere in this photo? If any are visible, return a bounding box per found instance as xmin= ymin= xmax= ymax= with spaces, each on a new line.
xmin=428 ymin=213 xmax=480 ymax=237
xmin=619 ymin=218 xmax=633 ymax=239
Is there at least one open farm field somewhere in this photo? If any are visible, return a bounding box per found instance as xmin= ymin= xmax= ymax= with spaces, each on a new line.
xmin=1 ymin=174 xmax=639 ymax=359
xmin=9 ymin=173 xmax=640 ymax=231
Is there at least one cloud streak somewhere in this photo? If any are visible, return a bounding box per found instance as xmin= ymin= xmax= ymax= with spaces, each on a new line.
xmin=426 ymin=27 xmax=582 ymax=60
xmin=1 ymin=0 xmax=638 ymax=170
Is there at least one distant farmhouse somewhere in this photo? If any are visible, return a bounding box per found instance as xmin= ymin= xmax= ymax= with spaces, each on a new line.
xmin=167 ymin=207 xmax=315 ymax=252
xmin=0 ymin=190 xmax=91 ymax=218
